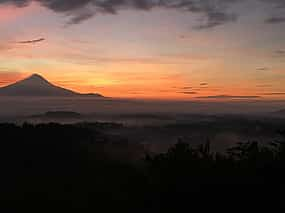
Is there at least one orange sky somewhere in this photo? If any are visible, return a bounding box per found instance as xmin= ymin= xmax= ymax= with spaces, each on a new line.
xmin=0 ymin=1 xmax=285 ymax=100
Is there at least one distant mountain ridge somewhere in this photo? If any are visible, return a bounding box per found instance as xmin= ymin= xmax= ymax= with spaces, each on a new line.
xmin=0 ymin=74 xmax=104 ymax=97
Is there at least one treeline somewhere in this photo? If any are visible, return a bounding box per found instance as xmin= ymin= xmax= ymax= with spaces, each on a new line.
xmin=0 ymin=123 xmax=285 ymax=211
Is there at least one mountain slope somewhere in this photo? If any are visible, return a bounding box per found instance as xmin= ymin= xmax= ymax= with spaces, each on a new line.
xmin=0 ymin=74 xmax=103 ymax=97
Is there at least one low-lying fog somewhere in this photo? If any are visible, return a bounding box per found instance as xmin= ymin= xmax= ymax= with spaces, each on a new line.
xmin=1 ymin=97 xmax=285 ymax=153
xmin=0 ymin=97 xmax=284 ymax=117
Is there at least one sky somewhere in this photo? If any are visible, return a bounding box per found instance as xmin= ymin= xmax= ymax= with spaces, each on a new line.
xmin=0 ymin=0 xmax=285 ymax=100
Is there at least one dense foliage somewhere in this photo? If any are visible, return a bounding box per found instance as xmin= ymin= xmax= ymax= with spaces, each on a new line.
xmin=0 ymin=123 xmax=284 ymax=211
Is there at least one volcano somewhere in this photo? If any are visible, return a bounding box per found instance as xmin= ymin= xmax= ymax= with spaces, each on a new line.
xmin=0 ymin=74 xmax=103 ymax=97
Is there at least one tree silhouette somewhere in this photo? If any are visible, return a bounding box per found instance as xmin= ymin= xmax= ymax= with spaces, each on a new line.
xmin=0 ymin=123 xmax=285 ymax=211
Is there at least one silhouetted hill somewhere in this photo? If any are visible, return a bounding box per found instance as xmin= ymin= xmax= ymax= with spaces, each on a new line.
xmin=0 ymin=74 xmax=104 ymax=97
xmin=0 ymin=123 xmax=285 ymax=211
xmin=0 ymin=123 xmax=285 ymax=213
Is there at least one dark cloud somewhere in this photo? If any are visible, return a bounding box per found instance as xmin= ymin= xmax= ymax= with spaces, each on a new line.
xmin=196 ymin=95 xmax=260 ymax=99
xmin=0 ymin=0 xmax=242 ymax=28
xmin=179 ymin=91 xmax=197 ymax=95
xmin=261 ymin=92 xmax=285 ymax=95
xmin=2 ymin=0 xmax=285 ymax=28
xmin=16 ymin=38 xmax=45 ymax=44
xmin=39 ymin=0 xmax=92 ymax=12
xmin=0 ymin=0 xmax=30 ymax=7
xmin=182 ymin=86 xmax=193 ymax=90
xmin=260 ymin=0 xmax=285 ymax=9
xmin=200 ymin=82 xmax=208 ymax=86
xmin=194 ymin=12 xmax=237 ymax=29
xmin=275 ymin=50 xmax=285 ymax=55
xmin=260 ymin=0 xmax=285 ymax=24
xmin=66 ymin=10 xmax=95 ymax=25
xmin=265 ymin=17 xmax=285 ymax=24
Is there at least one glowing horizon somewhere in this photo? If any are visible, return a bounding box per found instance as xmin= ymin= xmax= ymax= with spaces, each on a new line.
xmin=0 ymin=1 xmax=285 ymax=100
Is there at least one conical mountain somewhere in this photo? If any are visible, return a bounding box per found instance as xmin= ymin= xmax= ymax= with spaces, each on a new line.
xmin=0 ymin=74 xmax=103 ymax=97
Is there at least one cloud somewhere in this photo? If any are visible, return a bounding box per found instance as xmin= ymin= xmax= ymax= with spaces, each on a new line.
xmin=0 ymin=0 xmax=29 ymax=7
xmin=176 ymin=85 xmax=199 ymax=94
xmin=256 ymin=67 xmax=269 ymax=71
xmin=275 ymin=50 xmax=285 ymax=55
xmin=265 ymin=17 xmax=285 ymax=24
xmin=179 ymin=91 xmax=197 ymax=95
xmin=0 ymin=38 xmax=44 ymax=52
xmin=194 ymin=12 xmax=237 ymax=29
xmin=261 ymin=92 xmax=285 ymax=95
xmin=273 ymin=50 xmax=285 ymax=58
xmin=196 ymin=95 xmax=261 ymax=99
xmin=66 ymin=10 xmax=94 ymax=25
xmin=200 ymin=82 xmax=208 ymax=86
xmin=16 ymin=38 xmax=45 ymax=44
xmin=260 ymin=0 xmax=285 ymax=23
xmin=0 ymin=0 xmax=242 ymax=28
xmin=182 ymin=86 xmax=193 ymax=90
xmin=2 ymin=0 xmax=285 ymax=28
xmin=260 ymin=0 xmax=285 ymax=9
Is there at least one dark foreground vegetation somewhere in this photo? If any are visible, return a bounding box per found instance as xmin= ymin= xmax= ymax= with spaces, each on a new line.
xmin=0 ymin=123 xmax=285 ymax=211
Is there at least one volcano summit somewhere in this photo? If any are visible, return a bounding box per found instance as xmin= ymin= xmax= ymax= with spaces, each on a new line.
xmin=0 ymin=74 xmax=103 ymax=97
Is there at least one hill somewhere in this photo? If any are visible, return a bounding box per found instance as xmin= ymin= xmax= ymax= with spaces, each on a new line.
xmin=0 ymin=74 xmax=103 ymax=97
